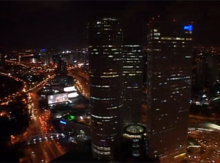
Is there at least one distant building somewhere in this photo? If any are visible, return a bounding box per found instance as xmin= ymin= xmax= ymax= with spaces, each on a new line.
xmin=122 ymin=45 xmax=143 ymax=124
xmin=146 ymin=19 xmax=193 ymax=161
xmin=39 ymin=49 xmax=53 ymax=65
xmin=55 ymin=57 xmax=67 ymax=75
xmin=88 ymin=15 xmax=123 ymax=161
xmin=46 ymin=49 xmax=53 ymax=65
xmin=193 ymin=51 xmax=220 ymax=91
xmin=206 ymin=55 xmax=219 ymax=87
xmin=195 ymin=53 xmax=208 ymax=89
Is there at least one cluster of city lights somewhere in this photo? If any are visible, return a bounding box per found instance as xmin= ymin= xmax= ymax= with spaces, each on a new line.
xmin=0 ymin=72 xmax=27 ymax=105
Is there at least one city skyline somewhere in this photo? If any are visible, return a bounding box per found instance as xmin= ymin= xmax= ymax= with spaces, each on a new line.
xmin=1 ymin=1 xmax=220 ymax=49
xmin=0 ymin=1 xmax=220 ymax=163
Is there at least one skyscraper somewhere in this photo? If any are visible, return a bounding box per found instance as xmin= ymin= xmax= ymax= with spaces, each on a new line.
xmin=88 ymin=15 xmax=123 ymax=160
xmin=122 ymin=45 xmax=143 ymax=124
xmin=146 ymin=19 xmax=193 ymax=161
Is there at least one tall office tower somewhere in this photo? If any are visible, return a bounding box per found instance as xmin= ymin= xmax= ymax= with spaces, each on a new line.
xmin=206 ymin=55 xmax=219 ymax=87
xmin=88 ymin=15 xmax=123 ymax=161
xmin=146 ymin=19 xmax=193 ymax=161
xmin=122 ymin=45 xmax=143 ymax=124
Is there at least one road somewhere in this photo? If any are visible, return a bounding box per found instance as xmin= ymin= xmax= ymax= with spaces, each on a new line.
xmin=187 ymin=126 xmax=220 ymax=162
xmin=21 ymin=138 xmax=67 ymax=163
xmin=18 ymin=82 xmax=72 ymax=163
xmin=68 ymin=71 xmax=89 ymax=99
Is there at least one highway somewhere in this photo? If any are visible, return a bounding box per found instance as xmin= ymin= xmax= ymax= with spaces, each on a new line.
xmin=2 ymin=61 xmax=78 ymax=162
xmin=15 ymin=80 xmax=73 ymax=163
xmin=20 ymin=138 xmax=67 ymax=163
xmin=187 ymin=127 xmax=220 ymax=162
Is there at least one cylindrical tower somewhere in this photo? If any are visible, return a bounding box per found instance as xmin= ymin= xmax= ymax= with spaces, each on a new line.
xmin=88 ymin=15 xmax=123 ymax=160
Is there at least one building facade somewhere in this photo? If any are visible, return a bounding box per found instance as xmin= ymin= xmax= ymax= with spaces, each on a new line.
xmin=146 ymin=20 xmax=193 ymax=161
xmin=88 ymin=16 xmax=123 ymax=160
xmin=206 ymin=55 xmax=219 ymax=87
xmin=122 ymin=45 xmax=143 ymax=124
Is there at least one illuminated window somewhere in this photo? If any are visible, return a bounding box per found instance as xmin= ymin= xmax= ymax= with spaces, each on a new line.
xmin=175 ymin=37 xmax=185 ymax=40
xmin=104 ymin=28 xmax=111 ymax=31
xmin=153 ymin=29 xmax=158 ymax=32
xmin=161 ymin=37 xmax=172 ymax=40
xmin=154 ymin=33 xmax=160 ymax=36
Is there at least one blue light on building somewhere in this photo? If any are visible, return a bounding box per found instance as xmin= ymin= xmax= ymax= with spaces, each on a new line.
xmin=60 ymin=120 xmax=67 ymax=125
xmin=184 ymin=25 xmax=193 ymax=31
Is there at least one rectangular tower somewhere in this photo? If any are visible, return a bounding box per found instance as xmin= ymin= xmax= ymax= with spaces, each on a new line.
xmin=146 ymin=20 xmax=193 ymax=161
xmin=122 ymin=45 xmax=143 ymax=124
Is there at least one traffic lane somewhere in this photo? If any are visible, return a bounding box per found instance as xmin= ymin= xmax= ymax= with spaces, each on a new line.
xmin=27 ymin=116 xmax=44 ymax=138
xmin=26 ymin=139 xmax=66 ymax=163
xmin=28 ymin=93 xmax=51 ymax=137
xmin=45 ymin=139 xmax=66 ymax=158
xmin=21 ymin=143 xmax=47 ymax=163
xmin=28 ymin=114 xmax=52 ymax=139
xmin=188 ymin=132 xmax=220 ymax=161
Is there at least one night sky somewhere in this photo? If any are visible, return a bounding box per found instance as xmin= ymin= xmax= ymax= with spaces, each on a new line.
xmin=1 ymin=1 xmax=220 ymax=49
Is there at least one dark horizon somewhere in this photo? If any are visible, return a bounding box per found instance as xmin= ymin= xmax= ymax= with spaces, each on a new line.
xmin=1 ymin=1 xmax=220 ymax=49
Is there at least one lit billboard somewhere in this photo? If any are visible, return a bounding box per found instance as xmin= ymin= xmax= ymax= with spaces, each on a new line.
xmin=48 ymin=93 xmax=68 ymax=104
xmin=64 ymin=86 xmax=77 ymax=92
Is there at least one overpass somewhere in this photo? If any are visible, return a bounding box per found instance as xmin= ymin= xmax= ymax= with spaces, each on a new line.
xmin=26 ymin=132 xmax=75 ymax=145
